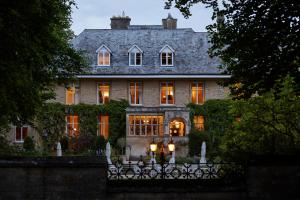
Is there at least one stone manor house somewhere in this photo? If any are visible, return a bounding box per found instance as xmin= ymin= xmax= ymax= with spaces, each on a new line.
xmin=10 ymin=14 xmax=229 ymax=156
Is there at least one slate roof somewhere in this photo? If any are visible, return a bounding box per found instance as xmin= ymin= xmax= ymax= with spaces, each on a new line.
xmin=71 ymin=26 xmax=222 ymax=75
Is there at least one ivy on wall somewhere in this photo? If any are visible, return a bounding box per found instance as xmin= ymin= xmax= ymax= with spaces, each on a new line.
xmin=35 ymin=100 xmax=128 ymax=151
xmin=188 ymin=100 xmax=234 ymax=157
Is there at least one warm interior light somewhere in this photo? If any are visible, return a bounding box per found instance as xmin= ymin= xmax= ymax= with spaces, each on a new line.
xmin=73 ymin=128 xmax=77 ymax=131
xmin=150 ymin=138 xmax=157 ymax=152
xmin=103 ymin=91 xmax=109 ymax=97
xmin=168 ymin=137 xmax=175 ymax=152
xmin=175 ymin=121 xmax=180 ymax=129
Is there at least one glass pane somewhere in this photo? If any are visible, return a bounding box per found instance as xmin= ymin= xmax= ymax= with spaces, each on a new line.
xmin=130 ymin=83 xmax=135 ymax=104
xmin=130 ymin=53 xmax=135 ymax=65
xmin=104 ymin=52 xmax=110 ymax=65
xmin=167 ymin=83 xmax=174 ymax=104
xmin=99 ymin=83 xmax=109 ymax=104
xmin=191 ymin=85 xmax=197 ymax=104
xmin=161 ymin=53 xmax=166 ymax=65
xmin=98 ymin=53 xmax=104 ymax=65
xmin=161 ymin=83 xmax=167 ymax=104
xmin=136 ymin=53 xmax=141 ymax=65
xmin=198 ymin=83 xmax=204 ymax=104
xmin=22 ymin=127 xmax=28 ymax=139
xmin=167 ymin=53 xmax=172 ymax=65
xmin=66 ymin=87 xmax=75 ymax=105
xmin=16 ymin=127 xmax=21 ymax=141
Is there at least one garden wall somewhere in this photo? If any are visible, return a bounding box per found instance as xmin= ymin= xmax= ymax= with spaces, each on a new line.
xmin=0 ymin=156 xmax=299 ymax=200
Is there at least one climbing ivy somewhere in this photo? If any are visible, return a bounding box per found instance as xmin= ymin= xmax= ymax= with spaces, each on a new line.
xmin=35 ymin=100 xmax=128 ymax=152
xmin=188 ymin=99 xmax=234 ymax=157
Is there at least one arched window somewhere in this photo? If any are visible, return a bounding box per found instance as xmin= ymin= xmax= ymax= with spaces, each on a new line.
xmin=128 ymin=45 xmax=143 ymax=66
xmin=96 ymin=45 xmax=111 ymax=66
xmin=160 ymin=45 xmax=174 ymax=66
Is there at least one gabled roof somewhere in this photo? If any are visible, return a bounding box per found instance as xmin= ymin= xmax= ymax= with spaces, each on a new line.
xmin=96 ymin=44 xmax=112 ymax=53
xmin=71 ymin=27 xmax=222 ymax=75
xmin=159 ymin=45 xmax=175 ymax=53
xmin=128 ymin=45 xmax=143 ymax=53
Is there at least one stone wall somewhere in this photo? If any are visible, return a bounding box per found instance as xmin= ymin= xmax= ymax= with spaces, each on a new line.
xmin=53 ymin=79 xmax=229 ymax=106
xmin=0 ymin=157 xmax=107 ymax=200
xmin=0 ymin=156 xmax=299 ymax=200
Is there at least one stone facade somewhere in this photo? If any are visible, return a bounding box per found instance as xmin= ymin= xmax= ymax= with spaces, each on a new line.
xmin=52 ymin=78 xmax=229 ymax=157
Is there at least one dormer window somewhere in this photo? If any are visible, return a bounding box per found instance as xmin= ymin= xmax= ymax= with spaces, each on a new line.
xmin=160 ymin=45 xmax=174 ymax=66
xmin=129 ymin=45 xmax=143 ymax=66
xmin=96 ymin=45 xmax=111 ymax=66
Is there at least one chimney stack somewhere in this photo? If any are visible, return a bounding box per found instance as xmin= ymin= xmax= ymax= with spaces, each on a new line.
xmin=110 ymin=12 xmax=131 ymax=29
xmin=162 ymin=13 xmax=177 ymax=29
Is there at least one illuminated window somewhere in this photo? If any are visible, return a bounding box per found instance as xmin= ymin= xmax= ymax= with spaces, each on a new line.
xmin=98 ymin=82 xmax=110 ymax=104
xmin=15 ymin=126 xmax=28 ymax=142
xmin=96 ymin=45 xmax=111 ymax=66
xmin=66 ymin=87 xmax=75 ymax=105
xmin=191 ymin=82 xmax=204 ymax=104
xmin=66 ymin=115 xmax=79 ymax=137
xmin=194 ymin=116 xmax=205 ymax=131
xmin=129 ymin=45 xmax=142 ymax=66
xmin=129 ymin=82 xmax=142 ymax=105
xmin=160 ymin=45 xmax=174 ymax=66
xmin=129 ymin=115 xmax=163 ymax=136
xmin=161 ymin=82 xmax=174 ymax=105
xmin=99 ymin=115 xmax=109 ymax=139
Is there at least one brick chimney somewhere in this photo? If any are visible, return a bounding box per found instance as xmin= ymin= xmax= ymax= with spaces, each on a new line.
xmin=162 ymin=13 xmax=177 ymax=29
xmin=110 ymin=12 xmax=131 ymax=29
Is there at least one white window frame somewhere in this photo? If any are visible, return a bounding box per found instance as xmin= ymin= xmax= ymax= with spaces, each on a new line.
xmin=160 ymin=81 xmax=175 ymax=105
xmin=15 ymin=126 xmax=28 ymax=143
xmin=160 ymin=45 xmax=175 ymax=66
xmin=97 ymin=82 xmax=110 ymax=105
xmin=191 ymin=81 xmax=205 ymax=104
xmin=128 ymin=115 xmax=164 ymax=136
xmin=129 ymin=81 xmax=143 ymax=105
xmin=96 ymin=45 xmax=111 ymax=66
xmin=128 ymin=45 xmax=143 ymax=66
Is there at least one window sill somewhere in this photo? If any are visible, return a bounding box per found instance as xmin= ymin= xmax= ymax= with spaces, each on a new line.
xmin=160 ymin=104 xmax=176 ymax=106
xmin=14 ymin=141 xmax=24 ymax=144
xmin=129 ymin=104 xmax=143 ymax=106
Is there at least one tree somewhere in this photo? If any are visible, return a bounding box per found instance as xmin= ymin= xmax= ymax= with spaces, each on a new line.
xmin=165 ymin=0 xmax=300 ymax=98
xmin=220 ymin=76 xmax=300 ymax=160
xmin=0 ymin=0 xmax=86 ymax=128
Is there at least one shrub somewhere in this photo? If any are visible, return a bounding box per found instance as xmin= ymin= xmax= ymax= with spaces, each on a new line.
xmin=23 ymin=136 xmax=35 ymax=151
xmin=60 ymin=136 xmax=69 ymax=151
xmin=188 ymin=130 xmax=210 ymax=156
xmin=95 ymin=135 xmax=107 ymax=150
xmin=220 ymin=76 xmax=300 ymax=161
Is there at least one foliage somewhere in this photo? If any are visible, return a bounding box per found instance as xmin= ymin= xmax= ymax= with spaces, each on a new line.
xmin=188 ymin=129 xmax=210 ymax=156
xmin=220 ymin=76 xmax=300 ymax=161
xmin=106 ymin=100 xmax=129 ymax=146
xmin=188 ymin=99 xmax=234 ymax=157
xmin=0 ymin=0 xmax=87 ymax=128
xmin=165 ymin=0 xmax=300 ymax=98
xmin=95 ymin=135 xmax=107 ymax=150
xmin=36 ymin=103 xmax=66 ymax=151
xmin=36 ymin=100 xmax=128 ymax=152
xmin=23 ymin=136 xmax=35 ymax=151
xmin=60 ymin=136 xmax=69 ymax=151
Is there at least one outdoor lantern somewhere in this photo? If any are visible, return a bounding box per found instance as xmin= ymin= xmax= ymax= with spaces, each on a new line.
xmin=168 ymin=137 xmax=175 ymax=153
xmin=149 ymin=138 xmax=157 ymax=152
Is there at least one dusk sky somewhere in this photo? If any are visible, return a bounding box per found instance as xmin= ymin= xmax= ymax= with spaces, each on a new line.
xmin=71 ymin=0 xmax=214 ymax=35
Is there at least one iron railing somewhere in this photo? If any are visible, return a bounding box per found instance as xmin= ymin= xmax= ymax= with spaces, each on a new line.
xmin=107 ymin=159 xmax=245 ymax=182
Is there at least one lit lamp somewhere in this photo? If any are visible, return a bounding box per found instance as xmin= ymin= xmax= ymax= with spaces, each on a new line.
xmin=149 ymin=138 xmax=157 ymax=153
xmin=168 ymin=137 xmax=175 ymax=153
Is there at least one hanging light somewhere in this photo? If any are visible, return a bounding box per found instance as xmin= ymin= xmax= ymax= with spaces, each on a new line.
xmin=149 ymin=138 xmax=157 ymax=152
xmin=168 ymin=137 xmax=175 ymax=153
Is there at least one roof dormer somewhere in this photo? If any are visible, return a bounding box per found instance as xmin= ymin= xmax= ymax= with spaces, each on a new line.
xmin=160 ymin=45 xmax=174 ymax=66
xmin=128 ymin=45 xmax=143 ymax=66
xmin=96 ymin=45 xmax=111 ymax=66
